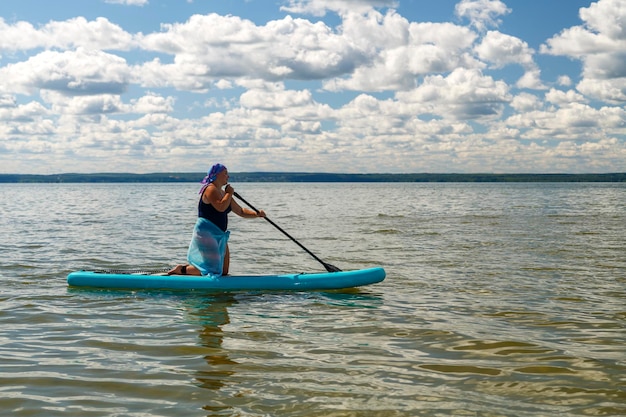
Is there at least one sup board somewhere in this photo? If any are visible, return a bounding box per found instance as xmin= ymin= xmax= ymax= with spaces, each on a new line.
xmin=67 ymin=267 xmax=385 ymax=291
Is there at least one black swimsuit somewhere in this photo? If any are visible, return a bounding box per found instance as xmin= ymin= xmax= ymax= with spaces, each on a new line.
xmin=198 ymin=191 xmax=231 ymax=232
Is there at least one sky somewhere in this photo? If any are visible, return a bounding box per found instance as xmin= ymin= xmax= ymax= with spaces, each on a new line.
xmin=0 ymin=0 xmax=624 ymax=174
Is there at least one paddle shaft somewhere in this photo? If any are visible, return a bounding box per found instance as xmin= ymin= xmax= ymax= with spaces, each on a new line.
xmin=233 ymin=191 xmax=341 ymax=272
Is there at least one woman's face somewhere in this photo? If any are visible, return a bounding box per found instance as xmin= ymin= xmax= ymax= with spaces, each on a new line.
xmin=218 ymin=169 xmax=229 ymax=183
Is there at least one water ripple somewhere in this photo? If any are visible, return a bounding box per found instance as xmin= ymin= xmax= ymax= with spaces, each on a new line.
xmin=1 ymin=183 xmax=625 ymax=416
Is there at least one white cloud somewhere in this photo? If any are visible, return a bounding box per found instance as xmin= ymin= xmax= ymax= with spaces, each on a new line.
xmin=137 ymin=9 xmax=482 ymax=94
xmin=557 ymin=75 xmax=572 ymax=87
xmin=0 ymin=94 xmax=17 ymax=108
xmin=0 ymin=48 xmax=131 ymax=96
xmin=214 ymin=79 xmax=233 ymax=90
xmin=325 ymin=13 xmax=480 ymax=91
xmin=0 ymin=101 xmax=49 ymax=122
xmin=516 ymin=69 xmax=543 ymax=90
xmin=577 ymin=76 xmax=626 ymax=102
xmin=136 ymin=14 xmax=360 ymax=91
xmin=131 ymin=93 xmax=175 ymax=114
xmin=474 ymin=30 xmax=543 ymax=89
xmin=580 ymin=0 xmax=626 ymax=40
xmin=506 ymin=102 xmax=626 ymax=142
xmin=240 ymin=88 xmax=315 ymax=111
xmin=545 ymin=88 xmax=587 ymax=106
xmin=37 ymin=91 xmax=174 ymax=116
xmin=280 ymin=0 xmax=397 ymax=16
xmin=0 ymin=18 xmax=47 ymax=51
xmin=104 ymin=0 xmax=149 ymax=6
xmin=396 ymin=68 xmax=511 ymax=120
xmin=541 ymin=0 xmax=626 ymax=102
xmin=474 ymin=31 xmax=534 ymax=68
xmin=62 ymin=95 xmax=125 ymax=115
xmin=510 ymin=92 xmax=541 ymax=112
xmin=0 ymin=17 xmax=134 ymax=52
xmin=455 ymin=0 xmax=511 ymax=32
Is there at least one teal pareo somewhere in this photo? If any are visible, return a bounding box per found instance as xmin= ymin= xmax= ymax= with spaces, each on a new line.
xmin=187 ymin=217 xmax=230 ymax=275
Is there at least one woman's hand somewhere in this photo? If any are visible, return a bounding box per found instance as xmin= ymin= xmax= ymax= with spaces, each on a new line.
xmin=256 ymin=209 xmax=266 ymax=218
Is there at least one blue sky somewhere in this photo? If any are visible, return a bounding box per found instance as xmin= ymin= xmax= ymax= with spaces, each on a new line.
xmin=0 ymin=0 xmax=624 ymax=174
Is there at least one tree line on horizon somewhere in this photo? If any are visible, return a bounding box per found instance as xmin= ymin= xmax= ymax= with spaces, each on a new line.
xmin=0 ymin=172 xmax=625 ymax=183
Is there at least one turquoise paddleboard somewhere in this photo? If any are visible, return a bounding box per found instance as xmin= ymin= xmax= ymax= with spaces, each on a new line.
xmin=67 ymin=267 xmax=386 ymax=291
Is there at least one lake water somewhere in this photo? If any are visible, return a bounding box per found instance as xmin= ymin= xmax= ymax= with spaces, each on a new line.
xmin=1 ymin=182 xmax=624 ymax=416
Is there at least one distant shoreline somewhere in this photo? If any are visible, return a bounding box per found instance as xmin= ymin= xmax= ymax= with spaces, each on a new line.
xmin=1 ymin=172 xmax=625 ymax=183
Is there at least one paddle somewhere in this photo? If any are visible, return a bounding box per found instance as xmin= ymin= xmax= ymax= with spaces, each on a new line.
xmin=233 ymin=191 xmax=342 ymax=273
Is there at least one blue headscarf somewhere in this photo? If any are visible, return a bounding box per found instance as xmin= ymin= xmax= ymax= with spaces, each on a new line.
xmin=199 ymin=163 xmax=226 ymax=194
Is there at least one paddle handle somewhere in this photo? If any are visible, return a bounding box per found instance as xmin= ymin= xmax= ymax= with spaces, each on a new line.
xmin=233 ymin=191 xmax=341 ymax=272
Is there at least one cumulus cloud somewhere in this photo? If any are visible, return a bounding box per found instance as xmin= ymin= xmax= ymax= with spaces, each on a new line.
xmin=455 ymin=0 xmax=511 ymax=32
xmin=105 ymin=0 xmax=149 ymax=5
xmin=577 ymin=76 xmax=626 ymax=102
xmin=0 ymin=94 xmax=17 ymax=108
xmin=131 ymin=93 xmax=175 ymax=114
xmin=136 ymin=9 xmax=481 ymax=94
xmin=545 ymin=88 xmax=587 ymax=106
xmin=37 ymin=90 xmax=173 ymax=116
xmin=281 ymin=0 xmax=397 ymax=16
xmin=557 ymin=75 xmax=573 ymax=87
xmin=506 ymin=102 xmax=626 ymax=145
xmin=475 ymin=31 xmax=534 ymax=68
xmin=0 ymin=101 xmax=49 ymax=122
xmin=0 ymin=48 xmax=131 ymax=96
xmin=325 ymin=13 xmax=480 ymax=91
xmin=580 ymin=0 xmax=626 ymax=40
xmin=474 ymin=30 xmax=543 ymax=89
xmin=396 ymin=68 xmax=511 ymax=120
xmin=240 ymin=88 xmax=315 ymax=111
xmin=510 ymin=92 xmax=541 ymax=112
xmin=542 ymin=0 xmax=626 ymax=102
xmin=0 ymin=17 xmax=134 ymax=52
xmin=62 ymin=95 xmax=125 ymax=115
xmin=136 ymin=14 xmax=361 ymax=91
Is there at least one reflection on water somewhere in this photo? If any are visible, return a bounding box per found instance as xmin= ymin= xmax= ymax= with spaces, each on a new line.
xmin=182 ymin=296 xmax=239 ymax=414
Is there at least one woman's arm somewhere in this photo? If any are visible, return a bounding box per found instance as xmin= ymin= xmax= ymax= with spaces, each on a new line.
xmin=231 ymin=198 xmax=266 ymax=218
xmin=204 ymin=184 xmax=232 ymax=212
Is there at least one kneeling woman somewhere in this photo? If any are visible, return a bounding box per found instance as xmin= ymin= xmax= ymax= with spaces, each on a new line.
xmin=168 ymin=164 xmax=266 ymax=276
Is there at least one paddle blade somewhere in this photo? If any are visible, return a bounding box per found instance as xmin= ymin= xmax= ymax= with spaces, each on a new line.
xmin=324 ymin=263 xmax=342 ymax=273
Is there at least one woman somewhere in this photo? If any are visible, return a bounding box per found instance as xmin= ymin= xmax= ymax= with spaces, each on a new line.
xmin=168 ymin=164 xmax=266 ymax=276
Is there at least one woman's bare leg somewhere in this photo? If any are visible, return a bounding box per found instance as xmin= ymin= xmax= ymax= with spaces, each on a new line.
xmin=167 ymin=264 xmax=201 ymax=275
xmin=223 ymin=244 xmax=230 ymax=275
